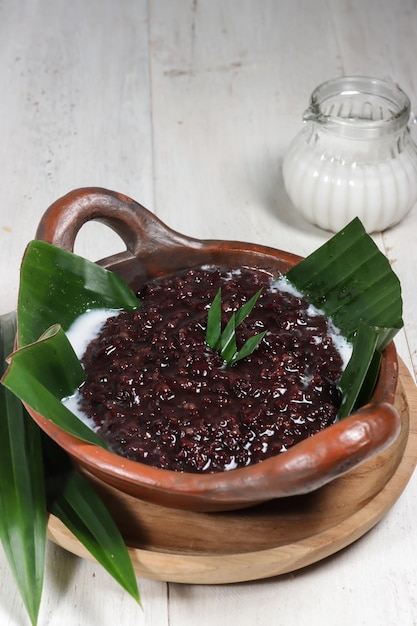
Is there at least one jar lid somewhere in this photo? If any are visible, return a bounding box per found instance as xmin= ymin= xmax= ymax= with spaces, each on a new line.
xmin=303 ymin=76 xmax=411 ymax=139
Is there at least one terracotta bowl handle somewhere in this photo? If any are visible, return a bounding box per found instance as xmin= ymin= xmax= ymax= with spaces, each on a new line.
xmin=35 ymin=187 xmax=199 ymax=261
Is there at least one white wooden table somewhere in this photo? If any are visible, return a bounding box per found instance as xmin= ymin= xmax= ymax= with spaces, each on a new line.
xmin=1 ymin=1 xmax=416 ymax=624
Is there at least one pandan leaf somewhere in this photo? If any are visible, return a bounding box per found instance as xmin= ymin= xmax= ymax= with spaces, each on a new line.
xmin=17 ymin=240 xmax=139 ymax=348
xmin=337 ymin=322 xmax=380 ymax=418
xmin=42 ymin=436 xmax=141 ymax=606
xmin=205 ymin=288 xmax=222 ymax=349
xmin=0 ymin=312 xmax=46 ymax=626
xmin=6 ymin=240 xmax=140 ymax=446
xmin=2 ymin=243 xmax=141 ymax=610
xmin=220 ymin=313 xmax=238 ymax=360
xmin=285 ymin=217 xmax=402 ymax=350
xmin=233 ymin=331 xmax=267 ymax=364
xmin=234 ymin=289 xmax=263 ymax=325
xmin=2 ymin=324 xmax=106 ymax=448
xmin=285 ymin=218 xmax=403 ymax=417
xmin=1 ymin=319 xmax=141 ymax=617
xmin=206 ymin=288 xmax=264 ymax=365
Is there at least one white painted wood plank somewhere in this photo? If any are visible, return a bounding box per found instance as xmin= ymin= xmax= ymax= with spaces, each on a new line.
xmin=0 ymin=543 xmax=168 ymax=626
xmin=0 ymin=0 xmax=154 ymax=314
xmin=331 ymin=0 xmax=417 ymax=97
xmin=148 ymin=0 xmax=343 ymax=258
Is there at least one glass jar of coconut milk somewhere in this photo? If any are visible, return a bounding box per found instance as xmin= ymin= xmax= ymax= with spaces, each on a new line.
xmin=282 ymin=76 xmax=417 ymax=233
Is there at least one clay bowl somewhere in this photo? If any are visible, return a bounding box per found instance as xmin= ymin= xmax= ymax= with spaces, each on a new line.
xmin=27 ymin=187 xmax=401 ymax=513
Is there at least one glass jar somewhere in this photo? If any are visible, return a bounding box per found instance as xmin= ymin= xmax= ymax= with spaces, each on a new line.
xmin=282 ymin=76 xmax=417 ymax=233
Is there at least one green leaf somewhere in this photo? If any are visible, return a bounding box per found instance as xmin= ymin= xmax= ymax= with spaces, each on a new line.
xmin=205 ymin=287 xmax=222 ymax=350
xmin=352 ymin=348 xmax=382 ymax=412
xmin=18 ymin=240 xmax=139 ymax=348
xmin=2 ymin=324 xmax=106 ymax=448
xmin=220 ymin=313 xmax=238 ymax=361
xmin=0 ymin=312 xmax=47 ymax=626
xmin=42 ymin=437 xmax=141 ymax=607
xmin=4 ymin=240 xmax=143 ymax=449
xmin=337 ymin=322 xmax=380 ymax=418
xmin=285 ymin=217 xmax=402 ymax=350
xmin=1 ymin=316 xmax=140 ymax=613
xmin=234 ymin=288 xmax=263 ymax=326
xmin=206 ymin=288 xmax=265 ymax=365
xmin=285 ymin=217 xmax=403 ymax=417
xmin=232 ymin=331 xmax=267 ymax=364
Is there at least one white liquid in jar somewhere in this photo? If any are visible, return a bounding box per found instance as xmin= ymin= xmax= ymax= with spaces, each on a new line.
xmin=283 ymin=129 xmax=417 ymax=233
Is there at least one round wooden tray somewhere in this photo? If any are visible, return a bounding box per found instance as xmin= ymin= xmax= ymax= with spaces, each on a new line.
xmin=47 ymin=359 xmax=417 ymax=584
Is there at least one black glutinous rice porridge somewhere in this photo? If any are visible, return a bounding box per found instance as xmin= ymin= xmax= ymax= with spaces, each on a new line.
xmin=67 ymin=265 xmax=351 ymax=474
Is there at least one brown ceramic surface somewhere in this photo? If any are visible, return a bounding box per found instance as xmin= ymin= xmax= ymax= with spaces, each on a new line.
xmin=28 ymin=187 xmax=401 ymax=512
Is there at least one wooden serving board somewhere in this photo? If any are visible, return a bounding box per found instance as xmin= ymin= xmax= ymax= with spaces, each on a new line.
xmin=47 ymin=359 xmax=417 ymax=584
